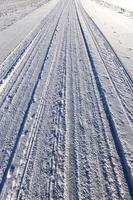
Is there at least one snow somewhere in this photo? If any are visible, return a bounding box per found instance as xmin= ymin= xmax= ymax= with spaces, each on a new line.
xmin=0 ymin=0 xmax=132 ymax=199
xmin=0 ymin=0 xmax=59 ymax=65
xmin=0 ymin=0 xmax=50 ymax=30
xmin=103 ymin=0 xmax=133 ymax=12
xmin=81 ymin=0 xmax=133 ymax=76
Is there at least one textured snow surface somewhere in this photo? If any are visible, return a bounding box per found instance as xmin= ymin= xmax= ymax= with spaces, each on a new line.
xmin=81 ymin=0 xmax=133 ymax=76
xmin=0 ymin=0 xmax=132 ymax=199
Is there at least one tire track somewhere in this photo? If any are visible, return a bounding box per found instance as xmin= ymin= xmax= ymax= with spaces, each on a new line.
xmin=0 ymin=1 xmax=62 ymax=117
xmin=73 ymin=3 xmax=130 ymax=199
xmin=0 ymin=1 xmax=64 ymax=176
xmin=15 ymin=4 xmax=69 ymax=199
xmin=0 ymin=0 xmax=132 ymax=199
xmin=1 ymin=1 xmax=70 ymax=199
xmin=76 ymin=2 xmax=133 ymax=197
xmin=64 ymin=2 xmax=79 ymax=199
xmin=0 ymin=1 xmax=67 ymax=197
xmin=0 ymin=1 xmax=60 ymax=83
xmin=77 ymin=0 xmax=133 ymax=124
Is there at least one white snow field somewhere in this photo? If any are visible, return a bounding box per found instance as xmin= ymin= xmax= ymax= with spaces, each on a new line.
xmin=81 ymin=0 xmax=133 ymax=76
xmin=90 ymin=0 xmax=133 ymax=13
xmin=0 ymin=0 xmax=133 ymax=199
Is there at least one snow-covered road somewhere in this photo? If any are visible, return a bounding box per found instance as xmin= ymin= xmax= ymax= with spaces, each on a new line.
xmin=0 ymin=0 xmax=133 ymax=199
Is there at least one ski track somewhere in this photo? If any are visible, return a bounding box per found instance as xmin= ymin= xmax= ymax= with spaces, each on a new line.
xmin=0 ymin=0 xmax=132 ymax=199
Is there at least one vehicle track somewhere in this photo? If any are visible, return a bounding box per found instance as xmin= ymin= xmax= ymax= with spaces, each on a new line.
xmin=64 ymin=3 xmax=79 ymax=199
xmin=76 ymin=1 xmax=133 ymax=197
xmin=0 ymin=1 xmax=62 ymax=115
xmin=0 ymin=0 xmax=70 ymax=199
xmin=64 ymin=1 xmax=130 ymax=199
xmin=0 ymin=0 xmax=60 ymax=83
xmin=0 ymin=3 xmax=65 ymax=181
xmin=0 ymin=0 xmax=132 ymax=199
xmin=15 ymin=6 xmax=69 ymax=200
xmin=77 ymin=0 xmax=133 ymax=124
xmin=0 ymin=0 xmax=67 ymax=197
xmin=14 ymin=3 xmax=70 ymax=199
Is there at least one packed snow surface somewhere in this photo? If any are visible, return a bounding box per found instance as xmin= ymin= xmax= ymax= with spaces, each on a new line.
xmin=0 ymin=0 xmax=132 ymax=199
